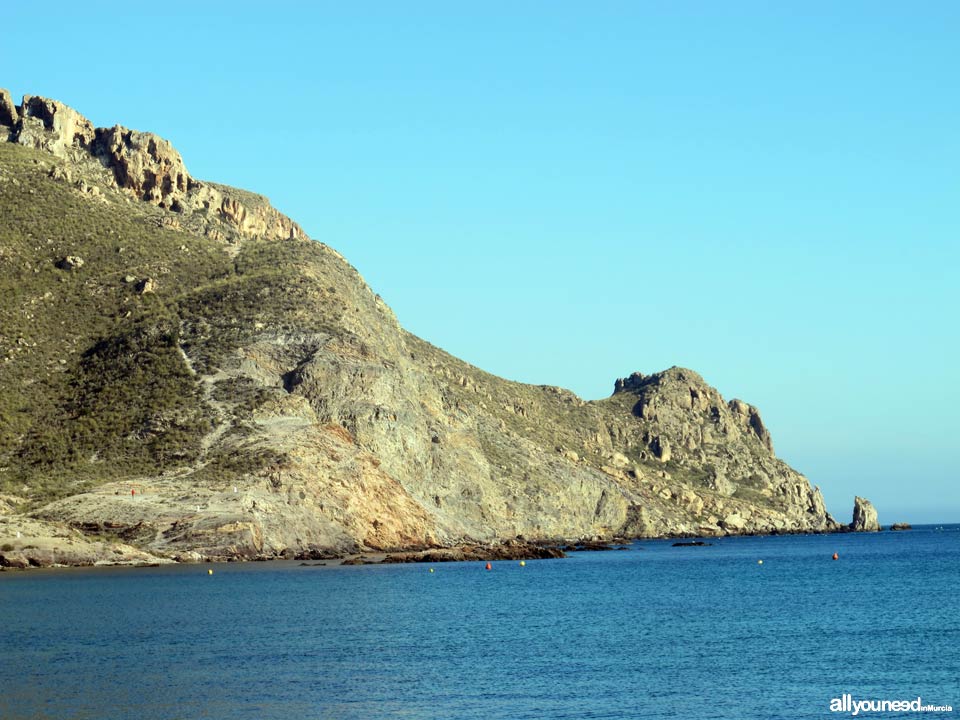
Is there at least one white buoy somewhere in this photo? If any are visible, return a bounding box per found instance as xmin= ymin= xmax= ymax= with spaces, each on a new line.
xmin=16 ymin=531 xmax=21 ymax=539
xmin=233 ymin=486 xmax=237 ymax=493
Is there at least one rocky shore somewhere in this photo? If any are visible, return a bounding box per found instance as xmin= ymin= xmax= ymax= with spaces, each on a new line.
xmin=0 ymin=500 xmax=881 ymax=571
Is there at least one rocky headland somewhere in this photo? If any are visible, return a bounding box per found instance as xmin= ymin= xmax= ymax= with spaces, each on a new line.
xmin=0 ymin=90 xmax=877 ymax=569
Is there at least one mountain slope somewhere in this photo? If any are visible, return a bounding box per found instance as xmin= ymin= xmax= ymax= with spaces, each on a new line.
xmin=0 ymin=90 xmax=840 ymax=565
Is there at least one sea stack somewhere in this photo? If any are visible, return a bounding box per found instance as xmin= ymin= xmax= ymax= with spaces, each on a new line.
xmin=850 ymin=496 xmax=881 ymax=532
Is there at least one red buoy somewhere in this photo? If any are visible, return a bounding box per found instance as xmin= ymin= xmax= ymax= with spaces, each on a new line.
xmin=485 ymin=562 xmax=492 ymax=571
xmin=832 ymin=552 xmax=839 ymax=560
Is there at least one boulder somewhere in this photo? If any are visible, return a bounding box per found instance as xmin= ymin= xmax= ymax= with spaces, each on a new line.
xmin=721 ymin=513 xmax=747 ymax=531
xmin=56 ymin=256 xmax=84 ymax=271
xmin=136 ymin=277 xmax=157 ymax=294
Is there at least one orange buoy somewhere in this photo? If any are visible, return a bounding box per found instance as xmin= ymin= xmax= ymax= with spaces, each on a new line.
xmin=485 ymin=562 xmax=492 ymax=571
xmin=832 ymin=552 xmax=839 ymax=560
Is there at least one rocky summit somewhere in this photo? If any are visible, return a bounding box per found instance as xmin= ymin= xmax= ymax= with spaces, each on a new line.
xmin=0 ymin=90 xmax=865 ymax=568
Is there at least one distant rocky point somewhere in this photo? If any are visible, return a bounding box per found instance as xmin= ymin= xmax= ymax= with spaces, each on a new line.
xmin=0 ymin=89 xmax=877 ymax=569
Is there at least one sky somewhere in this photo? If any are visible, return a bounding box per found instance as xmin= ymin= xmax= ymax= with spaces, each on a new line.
xmin=3 ymin=2 xmax=957 ymax=522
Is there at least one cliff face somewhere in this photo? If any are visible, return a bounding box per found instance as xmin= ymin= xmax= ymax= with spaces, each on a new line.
xmin=1 ymin=90 xmax=301 ymax=246
xmin=0 ymin=90 xmax=845 ymax=566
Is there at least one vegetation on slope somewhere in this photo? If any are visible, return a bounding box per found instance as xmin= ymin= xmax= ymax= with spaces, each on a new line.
xmin=0 ymin=142 xmax=335 ymax=499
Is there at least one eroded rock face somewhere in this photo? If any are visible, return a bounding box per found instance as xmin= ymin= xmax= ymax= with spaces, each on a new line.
xmin=0 ymin=89 xmax=302 ymax=243
xmin=15 ymin=95 xmax=96 ymax=159
xmin=850 ymin=496 xmax=880 ymax=531
xmin=728 ymin=398 xmax=773 ymax=453
xmin=93 ymin=125 xmax=191 ymax=208
xmin=0 ymin=89 xmax=18 ymax=130
xmin=191 ymin=182 xmax=302 ymax=242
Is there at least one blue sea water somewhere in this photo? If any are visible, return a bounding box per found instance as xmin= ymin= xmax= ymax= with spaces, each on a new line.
xmin=1 ymin=526 xmax=957 ymax=720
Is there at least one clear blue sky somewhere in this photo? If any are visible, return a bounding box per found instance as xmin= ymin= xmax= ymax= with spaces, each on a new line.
xmin=4 ymin=2 xmax=957 ymax=522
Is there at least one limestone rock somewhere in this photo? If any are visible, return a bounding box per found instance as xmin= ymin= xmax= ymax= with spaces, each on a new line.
xmin=721 ymin=513 xmax=747 ymax=531
xmin=728 ymin=398 xmax=774 ymax=453
xmin=15 ymin=95 xmax=96 ymax=160
xmin=93 ymin=125 xmax=190 ymax=208
xmin=135 ymin=277 xmax=157 ymax=294
xmin=56 ymin=255 xmax=84 ymax=271
xmin=613 ymin=372 xmax=646 ymax=394
xmin=649 ymin=435 xmax=671 ymax=462
xmin=850 ymin=496 xmax=880 ymax=532
xmin=0 ymin=88 xmax=18 ymax=129
xmin=610 ymin=451 xmax=630 ymax=467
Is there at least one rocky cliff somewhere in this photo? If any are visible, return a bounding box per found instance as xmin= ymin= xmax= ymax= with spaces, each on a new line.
xmin=1 ymin=89 xmax=301 ymax=246
xmin=0 ymin=90 xmax=857 ymax=568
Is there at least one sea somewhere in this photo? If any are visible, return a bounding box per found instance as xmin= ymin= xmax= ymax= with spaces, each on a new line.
xmin=1 ymin=525 xmax=957 ymax=720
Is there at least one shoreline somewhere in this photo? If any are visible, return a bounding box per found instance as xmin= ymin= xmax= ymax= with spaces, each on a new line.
xmin=1 ymin=524 xmax=931 ymax=573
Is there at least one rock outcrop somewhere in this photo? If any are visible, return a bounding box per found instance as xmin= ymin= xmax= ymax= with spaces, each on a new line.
xmin=0 ymin=514 xmax=170 ymax=569
xmin=850 ymin=496 xmax=881 ymax=532
xmin=0 ymin=89 xmax=302 ymax=244
xmin=94 ymin=125 xmax=191 ymax=207
xmin=0 ymin=88 xmax=19 ymax=131
xmin=14 ymin=95 xmax=96 ymax=159
xmin=0 ymin=89 xmax=859 ymax=567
